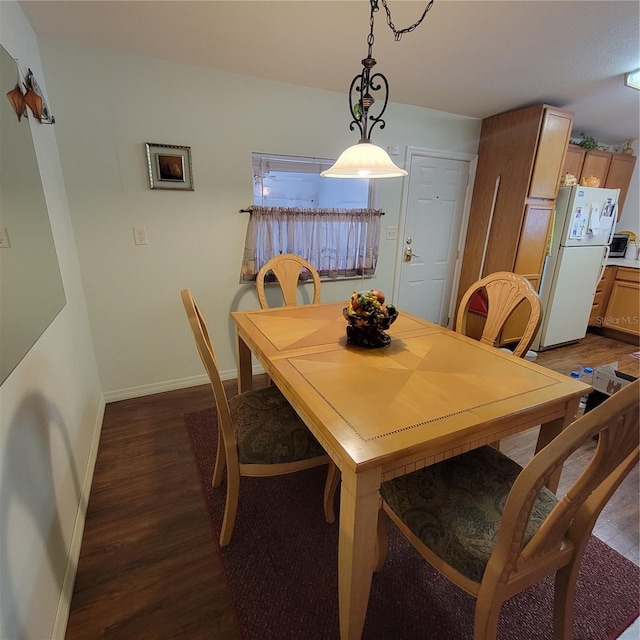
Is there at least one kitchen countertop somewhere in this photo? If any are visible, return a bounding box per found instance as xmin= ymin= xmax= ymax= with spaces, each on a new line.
xmin=607 ymin=257 xmax=640 ymax=269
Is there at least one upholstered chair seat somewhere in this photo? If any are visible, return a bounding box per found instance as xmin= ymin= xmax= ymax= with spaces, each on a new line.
xmin=380 ymin=446 xmax=557 ymax=583
xmin=230 ymin=386 xmax=327 ymax=465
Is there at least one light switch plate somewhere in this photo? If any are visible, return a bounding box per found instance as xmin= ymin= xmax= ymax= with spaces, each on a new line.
xmin=133 ymin=226 xmax=148 ymax=245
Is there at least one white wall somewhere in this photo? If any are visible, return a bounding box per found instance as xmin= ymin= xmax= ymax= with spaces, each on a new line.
xmin=616 ymin=139 xmax=640 ymax=235
xmin=0 ymin=3 xmax=104 ymax=639
xmin=36 ymin=38 xmax=482 ymax=400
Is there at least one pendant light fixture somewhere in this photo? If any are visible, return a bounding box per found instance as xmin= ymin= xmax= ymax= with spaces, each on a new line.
xmin=322 ymin=0 xmax=435 ymax=179
xmin=624 ymin=68 xmax=640 ymax=91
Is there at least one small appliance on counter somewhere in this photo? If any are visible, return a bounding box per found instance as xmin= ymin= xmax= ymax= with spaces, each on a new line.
xmin=609 ymin=233 xmax=630 ymax=257
xmin=624 ymin=241 xmax=640 ymax=261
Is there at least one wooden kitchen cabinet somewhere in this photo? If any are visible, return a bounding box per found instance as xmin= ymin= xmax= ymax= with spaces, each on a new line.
xmin=588 ymin=265 xmax=616 ymax=327
xmin=580 ymin=149 xmax=611 ymax=184
xmin=562 ymin=144 xmax=637 ymax=216
xmin=500 ymin=204 xmax=555 ymax=343
xmin=457 ymin=104 xmax=573 ymax=341
xmin=604 ymin=153 xmax=637 ymax=215
xmin=562 ymin=145 xmax=585 ymax=178
xmin=602 ymin=267 xmax=640 ymax=337
xmin=512 ymin=204 xmax=555 ymax=292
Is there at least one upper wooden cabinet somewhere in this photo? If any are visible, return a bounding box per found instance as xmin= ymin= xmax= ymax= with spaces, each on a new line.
xmin=605 ymin=153 xmax=637 ymax=214
xmin=529 ymin=109 xmax=575 ymax=199
xmin=581 ymin=150 xmax=612 ymax=184
xmin=562 ymin=145 xmax=637 ymax=216
xmin=563 ymin=145 xmax=585 ymax=178
xmin=457 ymin=104 xmax=573 ymax=314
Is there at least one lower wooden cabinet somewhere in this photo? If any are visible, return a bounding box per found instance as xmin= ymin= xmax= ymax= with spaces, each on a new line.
xmin=602 ymin=267 xmax=640 ymax=337
xmin=589 ymin=266 xmax=616 ymax=327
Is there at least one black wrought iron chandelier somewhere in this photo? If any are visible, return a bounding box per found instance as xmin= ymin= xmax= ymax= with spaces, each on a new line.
xmin=322 ymin=0 xmax=435 ymax=179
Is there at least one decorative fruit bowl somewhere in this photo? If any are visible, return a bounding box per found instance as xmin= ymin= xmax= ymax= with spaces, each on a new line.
xmin=343 ymin=290 xmax=398 ymax=348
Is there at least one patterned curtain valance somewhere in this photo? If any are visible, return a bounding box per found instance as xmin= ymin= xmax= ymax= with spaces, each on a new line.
xmin=240 ymin=207 xmax=383 ymax=282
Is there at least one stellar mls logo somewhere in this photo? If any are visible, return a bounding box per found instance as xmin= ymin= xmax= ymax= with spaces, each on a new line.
xmin=596 ymin=315 xmax=639 ymax=325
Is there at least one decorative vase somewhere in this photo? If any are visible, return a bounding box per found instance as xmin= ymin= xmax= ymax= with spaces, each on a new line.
xmin=580 ymin=175 xmax=601 ymax=187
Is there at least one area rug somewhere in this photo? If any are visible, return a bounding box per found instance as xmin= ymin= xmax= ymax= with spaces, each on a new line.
xmin=185 ymin=407 xmax=640 ymax=640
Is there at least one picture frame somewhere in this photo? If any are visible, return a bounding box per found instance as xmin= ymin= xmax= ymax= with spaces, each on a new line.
xmin=145 ymin=143 xmax=194 ymax=191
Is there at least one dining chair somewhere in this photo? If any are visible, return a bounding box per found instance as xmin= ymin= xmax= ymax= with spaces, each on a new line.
xmin=181 ymin=289 xmax=340 ymax=546
xmin=455 ymin=271 xmax=542 ymax=358
xmin=256 ymin=253 xmax=321 ymax=309
xmin=375 ymin=379 xmax=639 ymax=640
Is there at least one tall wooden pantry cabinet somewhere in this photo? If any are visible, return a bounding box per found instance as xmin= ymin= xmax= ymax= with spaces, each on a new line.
xmin=456 ymin=104 xmax=573 ymax=343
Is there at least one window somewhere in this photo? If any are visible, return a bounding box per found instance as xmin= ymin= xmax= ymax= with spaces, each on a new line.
xmin=252 ymin=154 xmax=370 ymax=209
xmin=241 ymin=153 xmax=382 ymax=282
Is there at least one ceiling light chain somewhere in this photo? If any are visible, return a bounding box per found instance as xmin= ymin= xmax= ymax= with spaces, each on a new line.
xmin=380 ymin=0 xmax=435 ymax=41
xmin=350 ymin=0 xmax=436 ymax=142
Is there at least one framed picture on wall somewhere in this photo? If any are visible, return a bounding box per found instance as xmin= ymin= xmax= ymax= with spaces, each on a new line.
xmin=145 ymin=143 xmax=194 ymax=190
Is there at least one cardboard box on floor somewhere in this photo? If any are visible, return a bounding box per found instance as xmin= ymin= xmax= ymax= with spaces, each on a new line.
xmin=592 ymin=363 xmax=637 ymax=396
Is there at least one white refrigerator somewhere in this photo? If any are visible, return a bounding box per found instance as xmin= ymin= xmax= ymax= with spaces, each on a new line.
xmin=533 ymin=185 xmax=618 ymax=351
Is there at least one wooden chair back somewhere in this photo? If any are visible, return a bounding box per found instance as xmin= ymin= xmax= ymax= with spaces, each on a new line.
xmin=180 ymin=289 xmax=238 ymax=460
xmin=378 ymin=380 xmax=639 ymax=638
xmin=496 ymin=379 xmax=639 ymax=575
xmin=483 ymin=379 xmax=639 ymax=637
xmin=256 ymin=253 xmax=321 ymax=308
xmin=455 ymin=271 xmax=542 ymax=357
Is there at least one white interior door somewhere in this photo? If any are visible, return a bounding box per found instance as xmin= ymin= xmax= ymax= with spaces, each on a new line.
xmin=396 ymin=153 xmax=470 ymax=325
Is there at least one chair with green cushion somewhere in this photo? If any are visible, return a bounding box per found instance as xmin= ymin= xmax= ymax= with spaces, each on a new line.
xmin=376 ymin=380 xmax=639 ymax=639
xmin=181 ymin=289 xmax=339 ymax=547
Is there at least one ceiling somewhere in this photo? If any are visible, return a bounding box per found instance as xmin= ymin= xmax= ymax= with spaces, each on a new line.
xmin=19 ymin=0 xmax=640 ymax=146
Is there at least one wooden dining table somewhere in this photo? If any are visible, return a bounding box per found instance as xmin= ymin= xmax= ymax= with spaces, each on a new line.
xmin=231 ymin=301 xmax=589 ymax=640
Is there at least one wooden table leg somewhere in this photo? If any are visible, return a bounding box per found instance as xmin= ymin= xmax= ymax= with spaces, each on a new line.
xmin=535 ymin=396 xmax=580 ymax=492
xmin=338 ymin=466 xmax=381 ymax=640
xmin=236 ymin=332 xmax=253 ymax=394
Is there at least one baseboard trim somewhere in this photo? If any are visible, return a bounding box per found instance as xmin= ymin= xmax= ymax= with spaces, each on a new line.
xmin=103 ymin=364 xmax=266 ymax=403
xmin=52 ymin=394 xmax=106 ymax=640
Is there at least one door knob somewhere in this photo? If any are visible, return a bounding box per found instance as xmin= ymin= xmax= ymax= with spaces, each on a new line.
xmin=404 ymin=247 xmax=421 ymax=262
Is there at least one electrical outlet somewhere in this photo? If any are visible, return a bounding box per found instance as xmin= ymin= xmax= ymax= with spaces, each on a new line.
xmin=133 ymin=226 xmax=148 ymax=245
xmin=0 ymin=227 xmax=10 ymax=248
xmin=385 ymin=226 xmax=397 ymax=241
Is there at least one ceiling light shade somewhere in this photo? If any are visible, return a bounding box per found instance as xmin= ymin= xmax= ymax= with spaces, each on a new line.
xmin=625 ymin=69 xmax=640 ymax=91
xmin=321 ymin=142 xmax=407 ymax=178
xmin=323 ymin=0 xmax=434 ymax=180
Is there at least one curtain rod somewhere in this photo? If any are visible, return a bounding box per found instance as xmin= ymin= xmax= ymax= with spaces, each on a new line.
xmin=239 ymin=206 xmax=384 ymax=215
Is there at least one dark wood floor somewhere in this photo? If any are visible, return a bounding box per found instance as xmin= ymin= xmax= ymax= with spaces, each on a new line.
xmin=65 ymin=332 xmax=639 ymax=639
